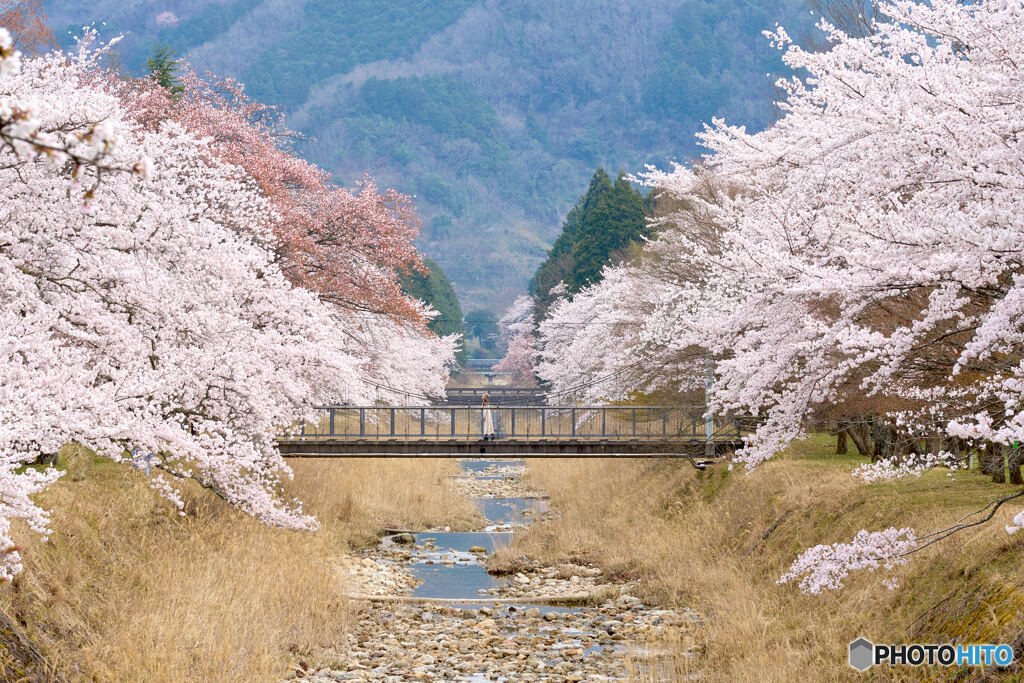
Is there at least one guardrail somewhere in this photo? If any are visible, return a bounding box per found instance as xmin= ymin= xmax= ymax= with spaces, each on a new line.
xmin=286 ymin=405 xmax=749 ymax=441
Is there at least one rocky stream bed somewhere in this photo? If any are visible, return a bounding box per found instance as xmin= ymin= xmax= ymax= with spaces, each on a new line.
xmin=290 ymin=459 xmax=700 ymax=681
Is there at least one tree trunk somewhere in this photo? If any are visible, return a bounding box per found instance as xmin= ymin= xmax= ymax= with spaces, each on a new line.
xmin=975 ymin=442 xmax=987 ymax=474
xmin=836 ymin=427 xmax=848 ymax=455
xmin=947 ymin=437 xmax=963 ymax=467
xmin=1009 ymin=446 xmax=1023 ymax=486
xmin=847 ymin=421 xmax=872 ymax=457
xmin=979 ymin=443 xmax=992 ymax=477
xmin=871 ymin=420 xmax=898 ymax=462
xmin=869 ymin=418 xmax=885 ymax=462
xmin=983 ymin=444 xmax=1006 ymax=484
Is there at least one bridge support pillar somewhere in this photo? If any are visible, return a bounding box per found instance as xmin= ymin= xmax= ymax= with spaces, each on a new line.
xmin=704 ymin=441 xmax=715 ymax=458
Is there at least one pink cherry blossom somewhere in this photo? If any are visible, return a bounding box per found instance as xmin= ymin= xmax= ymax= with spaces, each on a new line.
xmin=778 ymin=528 xmax=917 ymax=594
xmin=534 ymin=0 xmax=1024 ymax=589
xmin=0 ymin=32 xmax=454 ymax=580
xmin=494 ymin=296 xmax=539 ymax=386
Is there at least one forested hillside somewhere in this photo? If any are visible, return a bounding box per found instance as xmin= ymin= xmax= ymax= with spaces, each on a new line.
xmin=42 ymin=0 xmax=810 ymax=310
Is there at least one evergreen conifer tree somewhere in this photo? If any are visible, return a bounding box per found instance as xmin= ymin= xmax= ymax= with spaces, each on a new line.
xmin=146 ymin=45 xmax=185 ymax=95
xmin=568 ymin=172 xmax=647 ymax=291
xmin=529 ymin=168 xmax=649 ymax=319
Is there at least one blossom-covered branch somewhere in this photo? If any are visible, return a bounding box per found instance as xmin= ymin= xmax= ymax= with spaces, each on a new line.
xmin=532 ymin=0 xmax=1024 ymax=591
xmin=0 ymin=29 xmax=454 ymax=580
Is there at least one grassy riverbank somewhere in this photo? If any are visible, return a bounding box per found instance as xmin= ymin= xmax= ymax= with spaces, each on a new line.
xmin=0 ymin=456 xmax=479 ymax=681
xmin=494 ymin=436 xmax=1024 ymax=681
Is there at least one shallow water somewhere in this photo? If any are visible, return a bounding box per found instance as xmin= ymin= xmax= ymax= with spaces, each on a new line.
xmin=411 ymin=564 xmax=507 ymax=599
xmin=387 ymin=459 xmax=552 ymax=600
xmin=457 ymin=458 xmax=521 ymax=473
xmin=413 ymin=530 xmax=514 ymax=554
xmin=473 ymin=496 xmax=547 ymax=527
xmin=349 ymin=458 xmax=670 ymax=680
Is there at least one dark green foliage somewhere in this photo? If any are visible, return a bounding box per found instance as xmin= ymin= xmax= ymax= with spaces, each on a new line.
xmin=156 ymin=0 xmax=261 ymax=55
xmin=570 ymin=173 xmax=648 ymax=290
xmin=642 ymin=0 xmax=787 ymax=132
xmin=354 ymin=77 xmax=500 ymax=144
xmin=530 ymin=170 xmax=612 ymax=308
xmin=410 ymin=172 xmax=465 ymax=216
xmin=146 ymin=45 xmax=184 ymax=95
xmin=244 ymin=0 xmax=475 ymax=105
xmin=530 ymin=169 xmax=650 ymax=318
xmin=327 ymin=75 xmax=513 ymax=213
xmin=400 ymin=257 xmax=466 ymax=363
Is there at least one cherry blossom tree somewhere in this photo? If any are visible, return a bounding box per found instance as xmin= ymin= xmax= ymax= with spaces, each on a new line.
xmin=646 ymin=0 xmax=1024 ymax=468
xmin=537 ymin=0 xmax=1024 ymax=590
xmin=117 ymin=66 xmax=427 ymax=323
xmin=0 ymin=31 xmax=453 ymax=580
xmin=0 ymin=1 xmax=52 ymax=54
xmin=494 ymin=296 xmax=539 ymax=387
xmin=113 ymin=58 xmax=456 ymax=401
xmin=536 ymin=268 xmax=657 ymax=402
xmin=534 ymin=164 xmax=735 ymax=404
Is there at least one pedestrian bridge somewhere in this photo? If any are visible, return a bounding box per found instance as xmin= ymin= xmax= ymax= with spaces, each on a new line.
xmin=437 ymin=387 xmax=547 ymax=405
xmin=277 ymin=405 xmax=750 ymax=460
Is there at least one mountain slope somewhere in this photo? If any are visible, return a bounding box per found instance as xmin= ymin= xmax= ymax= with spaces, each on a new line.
xmin=42 ymin=0 xmax=810 ymax=310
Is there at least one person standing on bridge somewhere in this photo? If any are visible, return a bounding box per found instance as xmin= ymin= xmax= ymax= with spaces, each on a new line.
xmin=481 ymin=393 xmax=496 ymax=440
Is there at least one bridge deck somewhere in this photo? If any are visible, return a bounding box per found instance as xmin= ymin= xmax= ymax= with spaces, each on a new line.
xmin=277 ymin=438 xmax=741 ymax=458
xmin=278 ymin=405 xmax=750 ymax=458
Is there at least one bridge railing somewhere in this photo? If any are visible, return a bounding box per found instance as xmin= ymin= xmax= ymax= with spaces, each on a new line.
xmin=438 ymin=387 xmax=548 ymax=406
xmin=284 ymin=406 xmax=751 ymax=441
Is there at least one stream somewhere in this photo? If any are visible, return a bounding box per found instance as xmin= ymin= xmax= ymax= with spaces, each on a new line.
xmin=393 ymin=460 xmax=545 ymax=600
xmin=293 ymin=459 xmax=700 ymax=681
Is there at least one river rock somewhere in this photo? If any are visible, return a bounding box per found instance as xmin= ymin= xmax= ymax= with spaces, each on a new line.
xmin=473 ymin=618 xmax=496 ymax=631
xmin=285 ymin=459 xmax=707 ymax=682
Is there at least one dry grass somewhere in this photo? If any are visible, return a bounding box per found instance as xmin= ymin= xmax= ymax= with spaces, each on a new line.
xmin=2 ymin=456 xmax=479 ymax=681
xmin=495 ymin=436 xmax=1024 ymax=681
xmin=6 ymin=437 xmax=1021 ymax=681
xmin=288 ymin=458 xmax=483 ymax=539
